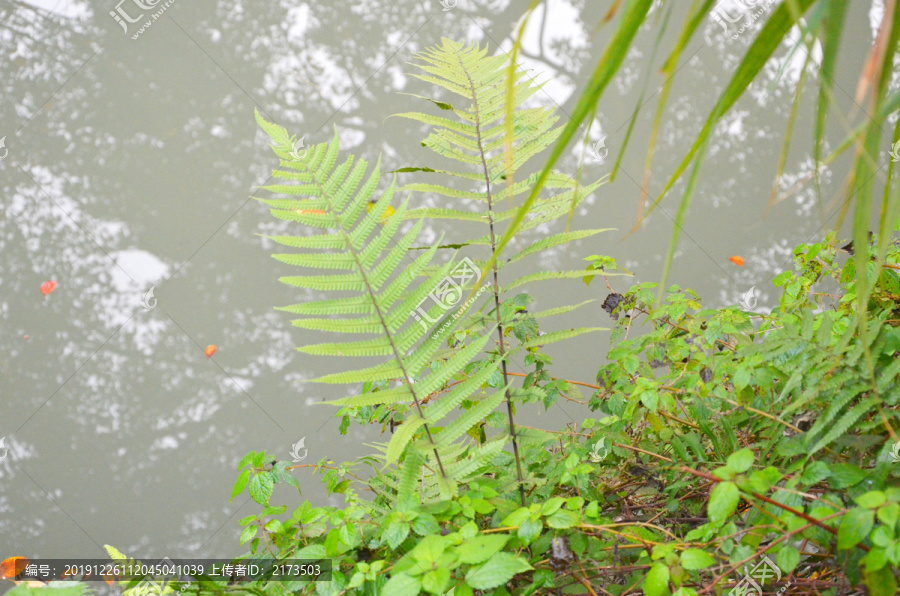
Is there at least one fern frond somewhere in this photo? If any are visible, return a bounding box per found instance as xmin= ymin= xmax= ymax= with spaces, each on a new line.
xmin=445 ymin=436 xmax=508 ymax=480
xmin=808 ymin=396 xmax=879 ymax=454
xmin=534 ymin=301 xmax=595 ymax=319
xmin=507 ymin=229 xmax=614 ymax=265
xmin=503 ymin=270 xmax=611 ymax=293
xmin=518 ymin=327 xmax=607 ymax=350
xmin=256 ymin=109 xmax=539 ymax=490
xmin=435 ymin=388 xmax=507 ymax=447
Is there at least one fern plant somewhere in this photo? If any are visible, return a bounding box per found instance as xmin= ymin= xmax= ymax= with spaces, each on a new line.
xmin=253 ymin=39 xmax=615 ymax=512
xmin=391 ymin=38 xmax=613 ymax=503
xmin=253 ymin=111 xmax=521 ymax=502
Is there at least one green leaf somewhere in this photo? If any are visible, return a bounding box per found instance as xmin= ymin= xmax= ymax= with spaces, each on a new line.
xmin=517 ymin=517 xmax=543 ymax=545
xmin=501 ymin=507 xmax=532 ymax=527
xmin=726 ymin=448 xmax=754 ymax=474
xmin=864 ymin=563 xmax=899 ymax=596
xmin=231 ymin=469 xmax=251 ymax=501
xmin=412 ymin=514 xmax=440 ymax=537
xmin=855 ymin=491 xmax=887 ymax=509
xmin=382 ymin=573 xmax=422 ymax=596
xmin=384 ymin=522 xmax=411 ymax=550
xmin=708 ymin=481 xmax=740 ymax=525
xmin=456 ymin=535 xmax=510 ymax=565
xmin=838 ymin=508 xmax=874 ymax=550
xmin=411 ymin=535 xmax=447 ymax=564
xmin=237 ymin=451 xmax=256 ymax=470
xmin=545 ymin=509 xmax=580 ymax=529
xmin=643 ymin=562 xmax=670 ymax=596
xmin=248 ymin=472 xmax=274 ymax=505
xmin=876 ymin=502 xmax=899 ymax=528
xmin=680 ymin=549 xmax=715 ymax=570
xmin=465 ymin=552 xmax=533 ymax=591
xmin=829 ymin=463 xmax=869 ymax=489
xmin=776 ymin=545 xmax=800 ymax=573
xmin=541 ymin=497 xmax=565 ymax=516
xmin=800 ymin=460 xmax=831 ymax=485
xmin=422 ymin=568 xmax=450 ymax=595
xmin=240 ymin=524 xmax=257 ymax=546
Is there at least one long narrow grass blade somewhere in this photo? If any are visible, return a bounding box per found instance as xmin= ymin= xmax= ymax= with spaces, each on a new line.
xmin=658 ymin=124 xmax=713 ymax=303
xmin=610 ymin=1 xmax=673 ymax=183
xmin=634 ymin=0 xmax=816 ymax=232
xmin=766 ymin=52 xmax=810 ymax=214
xmin=814 ymin=0 xmax=849 ymax=203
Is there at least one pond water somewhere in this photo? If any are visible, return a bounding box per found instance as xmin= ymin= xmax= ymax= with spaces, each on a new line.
xmin=0 ymin=0 xmax=882 ymax=577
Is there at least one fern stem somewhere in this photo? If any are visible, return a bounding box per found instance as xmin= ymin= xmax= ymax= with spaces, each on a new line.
xmin=305 ymin=160 xmax=448 ymax=480
xmin=459 ymin=54 xmax=526 ymax=506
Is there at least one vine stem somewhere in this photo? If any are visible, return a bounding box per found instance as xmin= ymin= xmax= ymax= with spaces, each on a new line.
xmin=457 ymin=53 xmax=526 ymax=506
xmin=679 ymin=466 xmax=868 ymax=551
xmin=504 ymin=370 xmax=602 ymax=390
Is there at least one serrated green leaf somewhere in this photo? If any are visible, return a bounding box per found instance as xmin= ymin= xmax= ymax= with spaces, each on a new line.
xmin=708 ymin=481 xmax=740 ymax=524
xmin=726 ymin=448 xmax=754 ymax=473
xmin=382 ymin=573 xmax=422 ymax=596
xmin=248 ymin=472 xmax=274 ymax=506
xmin=776 ymin=545 xmax=800 ymax=573
xmin=456 ymin=535 xmax=510 ymax=565
xmin=465 ymin=552 xmax=532 ymax=590
xmin=680 ymin=549 xmax=715 ymax=570
xmin=838 ymin=508 xmax=874 ymax=550
xmin=643 ymin=562 xmax=670 ymax=596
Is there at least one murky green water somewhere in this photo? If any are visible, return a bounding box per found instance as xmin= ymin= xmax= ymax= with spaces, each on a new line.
xmin=0 ymin=0 xmax=880 ymax=578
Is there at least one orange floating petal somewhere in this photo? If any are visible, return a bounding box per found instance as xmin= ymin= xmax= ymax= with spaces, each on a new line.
xmin=0 ymin=556 xmax=29 ymax=580
xmin=294 ymin=208 xmax=325 ymax=215
xmin=728 ymin=256 xmax=745 ymax=267
xmin=205 ymin=345 xmax=217 ymax=358
xmin=40 ymin=280 xmax=57 ymax=295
